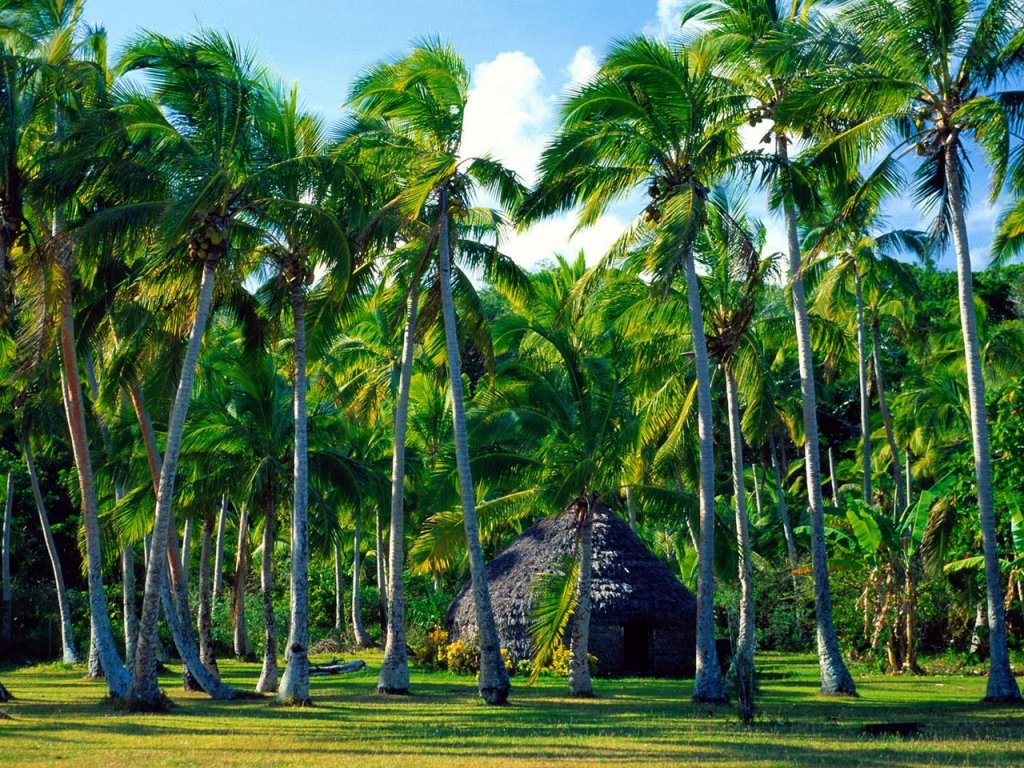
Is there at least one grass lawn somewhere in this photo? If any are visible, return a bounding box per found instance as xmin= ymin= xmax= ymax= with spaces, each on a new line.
xmin=0 ymin=651 xmax=1021 ymax=767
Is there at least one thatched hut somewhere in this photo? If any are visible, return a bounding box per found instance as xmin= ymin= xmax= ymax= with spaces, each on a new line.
xmin=446 ymin=505 xmax=696 ymax=677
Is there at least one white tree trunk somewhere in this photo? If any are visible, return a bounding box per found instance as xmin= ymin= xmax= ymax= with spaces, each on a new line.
xmin=278 ymin=283 xmax=310 ymax=704
xmin=213 ymin=496 xmax=228 ymax=603
xmin=625 ymin=485 xmax=638 ymax=531
xmin=1 ymin=473 xmax=12 ymax=647
xmin=827 ymin=446 xmax=840 ymax=508
xmin=682 ymin=247 xmax=727 ymax=703
xmin=752 ymin=464 xmax=763 ymax=520
xmin=22 ymin=440 xmax=79 ymax=664
xmin=945 ymin=145 xmax=1021 ymax=702
xmin=567 ymin=502 xmax=593 ymax=697
xmin=437 ymin=190 xmax=509 ymax=705
xmin=122 ymin=545 xmax=138 ymax=665
xmin=233 ymin=505 xmax=252 ymax=658
xmin=334 ymin=540 xmax=346 ymax=634
xmin=854 ymin=269 xmax=871 ymax=506
xmin=378 ymin=277 xmax=420 ymax=694
xmin=351 ymin=505 xmax=372 ymax=648
xmin=197 ymin=510 xmax=218 ymax=677
xmin=871 ymin=324 xmax=906 ymax=513
xmin=257 ymin=505 xmax=278 ymax=694
xmin=725 ymin=370 xmax=755 ymax=722
xmin=778 ymin=134 xmax=855 ymax=695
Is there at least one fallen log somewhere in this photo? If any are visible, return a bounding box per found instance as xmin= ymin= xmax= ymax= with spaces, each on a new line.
xmin=309 ymin=660 xmax=367 ymax=677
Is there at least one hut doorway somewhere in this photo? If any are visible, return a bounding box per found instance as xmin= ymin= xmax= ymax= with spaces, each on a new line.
xmin=622 ymin=622 xmax=653 ymax=673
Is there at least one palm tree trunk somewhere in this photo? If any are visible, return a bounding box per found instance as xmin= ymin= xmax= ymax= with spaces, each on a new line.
xmin=257 ymin=502 xmax=278 ymax=694
xmin=130 ymin=257 xmax=227 ymax=708
xmin=769 ymin=433 xmax=799 ymax=591
xmin=567 ymin=501 xmax=594 ymax=697
xmin=213 ymin=496 xmax=228 ymax=603
xmin=58 ymin=288 xmax=130 ymax=697
xmin=22 ymin=436 xmax=79 ymax=663
xmin=827 ymin=446 xmax=840 ymax=507
xmin=278 ymin=282 xmax=310 ymax=705
xmin=945 ymin=145 xmax=1021 ymax=702
xmin=725 ymin=369 xmax=755 ymax=722
xmin=1 ymin=473 xmax=12 ymax=647
xmin=870 ymin=324 xmax=906 ymax=513
xmin=777 ymin=134 xmax=855 ymax=696
xmin=378 ymin=276 xmax=420 ymax=694
xmin=376 ymin=505 xmax=387 ymax=633
xmin=334 ymin=540 xmax=346 ymax=635
xmin=352 ymin=505 xmax=372 ymax=648
xmin=86 ymin=619 xmax=103 ymax=678
xmin=233 ymin=505 xmax=252 ymax=659
xmin=197 ymin=510 xmax=218 ymax=676
xmin=437 ymin=190 xmax=509 ymax=706
xmin=854 ymin=269 xmax=872 ymax=506
xmin=122 ymin=545 xmax=138 ymax=665
xmin=180 ymin=519 xmax=194 ymax=588
xmin=625 ymin=485 xmax=638 ymax=531
xmin=682 ymin=247 xmax=727 ymax=703
xmin=752 ymin=464 xmax=763 ymax=519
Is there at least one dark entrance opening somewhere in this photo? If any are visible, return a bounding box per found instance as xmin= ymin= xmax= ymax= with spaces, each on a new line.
xmin=622 ymin=622 xmax=653 ymax=673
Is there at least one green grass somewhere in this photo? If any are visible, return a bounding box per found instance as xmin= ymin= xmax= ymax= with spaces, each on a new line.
xmin=0 ymin=652 xmax=1021 ymax=767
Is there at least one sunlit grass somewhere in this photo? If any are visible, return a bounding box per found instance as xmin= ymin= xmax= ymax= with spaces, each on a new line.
xmin=0 ymin=652 xmax=1021 ymax=767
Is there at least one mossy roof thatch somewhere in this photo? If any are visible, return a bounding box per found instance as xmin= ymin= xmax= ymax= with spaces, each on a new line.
xmin=445 ymin=505 xmax=697 ymax=661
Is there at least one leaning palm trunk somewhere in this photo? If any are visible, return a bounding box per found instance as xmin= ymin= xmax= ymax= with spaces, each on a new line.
xmin=2 ymin=473 xmax=12 ymax=647
xmin=213 ymin=497 xmax=228 ymax=603
xmin=682 ymin=248 xmax=727 ymax=703
xmin=378 ymin=277 xmax=421 ymax=694
xmin=122 ymin=545 xmax=138 ymax=664
xmin=778 ymin=135 xmax=855 ymax=696
xmin=870 ymin=325 xmax=906 ymax=513
xmin=257 ymin=506 xmax=278 ymax=694
xmin=725 ymin=369 xmax=755 ymax=723
xmin=23 ymin=438 xmax=79 ymax=663
xmin=945 ymin=147 xmax=1021 ymax=703
xmin=278 ymin=282 xmax=310 ymax=705
xmin=130 ymin=257 xmax=228 ymax=708
xmin=197 ymin=510 xmax=219 ymax=676
xmin=437 ymin=192 xmax=509 ymax=705
xmin=567 ymin=500 xmax=594 ymax=697
xmin=233 ymin=505 xmax=252 ymax=658
xmin=827 ymin=446 xmax=840 ymax=508
xmin=180 ymin=519 xmax=194 ymax=588
xmin=351 ymin=504 xmax=372 ymax=648
xmin=854 ymin=270 xmax=871 ymax=506
xmin=58 ymin=290 xmax=130 ymax=697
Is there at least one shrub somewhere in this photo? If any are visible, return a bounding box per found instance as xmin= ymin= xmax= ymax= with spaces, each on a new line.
xmin=444 ymin=639 xmax=480 ymax=675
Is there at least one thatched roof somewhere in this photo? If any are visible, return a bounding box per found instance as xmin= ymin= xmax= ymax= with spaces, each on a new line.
xmin=446 ymin=505 xmax=697 ymax=662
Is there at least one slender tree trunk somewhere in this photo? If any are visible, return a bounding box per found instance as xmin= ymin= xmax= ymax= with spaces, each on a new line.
xmin=682 ymin=247 xmax=726 ymax=703
xmin=778 ymin=134 xmax=855 ymax=695
xmin=233 ymin=505 xmax=252 ymax=659
xmin=827 ymin=446 xmax=840 ymax=508
xmin=769 ymin=434 xmax=799 ymax=591
xmin=625 ymin=485 xmax=638 ymax=531
xmin=58 ymin=288 xmax=129 ymax=697
xmin=22 ymin=438 xmax=79 ymax=664
xmin=257 ymin=504 xmax=278 ymax=694
xmin=278 ymin=282 xmax=310 ymax=704
xmin=854 ymin=269 xmax=872 ymax=506
xmin=334 ymin=540 xmax=345 ymax=635
xmin=376 ymin=505 xmax=387 ymax=634
xmin=378 ymin=277 xmax=420 ymax=694
xmin=752 ymin=464 xmax=763 ymax=520
xmin=1 ymin=473 xmax=12 ymax=647
xmin=130 ymin=258 xmax=228 ymax=708
xmin=122 ymin=545 xmax=138 ymax=665
xmin=197 ymin=510 xmax=218 ymax=677
xmin=567 ymin=501 xmax=594 ymax=697
xmin=945 ymin=145 xmax=1020 ymax=702
xmin=871 ymin=324 xmax=906 ymax=513
xmin=725 ymin=370 xmax=755 ymax=722
xmin=970 ymin=601 xmax=987 ymax=655
xmin=180 ymin=519 xmax=194 ymax=589
xmin=437 ymin=190 xmax=509 ymax=705
xmin=213 ymin=496 xmax=228 ymax=603
xmin=352 ymin=505 xmax=372 ymax=648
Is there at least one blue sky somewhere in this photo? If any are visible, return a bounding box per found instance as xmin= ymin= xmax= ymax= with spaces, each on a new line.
xmin=84 ymin=0 xmax=1008 ymax=273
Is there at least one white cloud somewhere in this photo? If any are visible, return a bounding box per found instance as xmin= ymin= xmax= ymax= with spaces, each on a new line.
xmin=501 ymin=214 xmax=628 ymax=272
xmin=461 ymin=51 xmax=553 ymax=184
xmin=645 ymin=0 xmax=688 ymax=37
xmin=567 ymin=45 xmax=599 ymax=88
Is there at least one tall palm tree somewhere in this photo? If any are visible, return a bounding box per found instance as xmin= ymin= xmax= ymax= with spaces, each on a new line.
xmin=116 ymin=30 xmax=269 ymax=709
xmin=692 ymin=0 xmax=857 ymax=695
xmin=789 ymin=0 xmax=1024 ymax=702
xmin=524 ymin=37 xmax=747 ymax=703
xmin=348 ymin=39 xmax=527 ymax=705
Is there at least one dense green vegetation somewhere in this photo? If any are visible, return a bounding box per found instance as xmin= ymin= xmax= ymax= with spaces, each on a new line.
xmin=2 ymin=0 xmax=1024 ymax=755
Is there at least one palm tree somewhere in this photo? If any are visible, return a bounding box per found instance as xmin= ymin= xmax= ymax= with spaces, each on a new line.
xmin=116 ymin=30 xmax=269 ymax=709
xmin=790 ymin=0 xmax=1024 ymax=702
xmin=524 ymin=37 xmax=747 ymax=703
xmin=348 ymin=39 xmax=527 ymax=705
xmin=691 ymin=0 xmax=857 ymax=695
